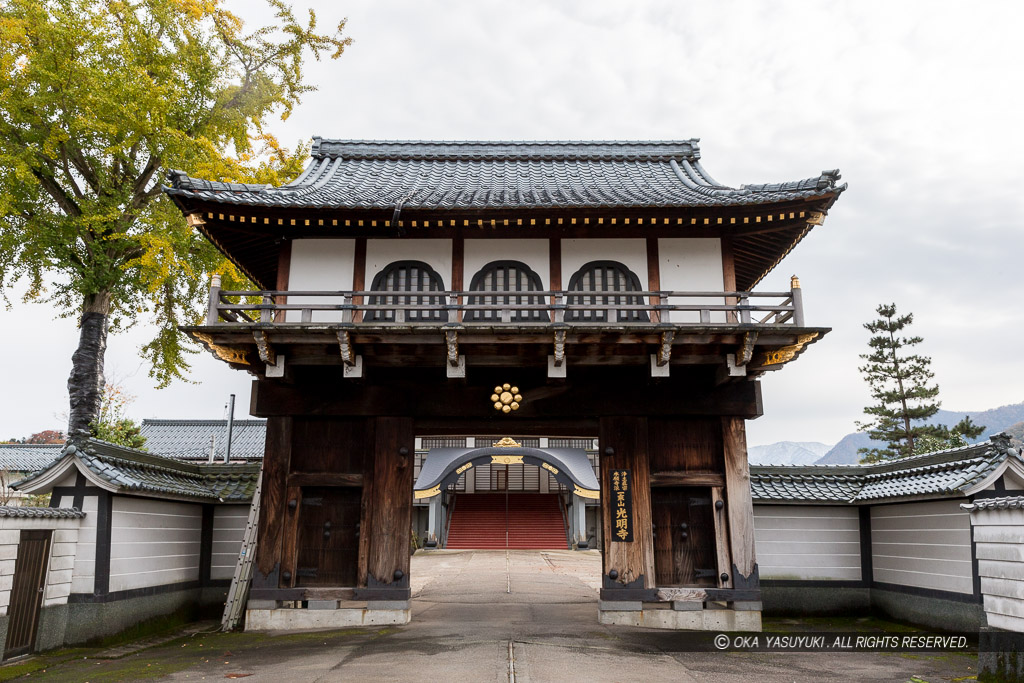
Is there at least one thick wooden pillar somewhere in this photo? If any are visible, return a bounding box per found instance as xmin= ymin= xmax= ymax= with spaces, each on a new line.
xmin=362 ymin=416 xmax=415 ymax=588
xmin=599 ymin=416 xmax=655 ymax=588
xmin=255 ymin=416 xmax=293 ymax=587
xmin=722 ymin=416 xmax=758 ymax=588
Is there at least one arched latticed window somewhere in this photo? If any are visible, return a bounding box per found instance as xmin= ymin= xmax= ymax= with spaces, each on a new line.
xmin=565 ymin=260 xmax=649 ymax=322
xmin=365 ymin=260 xmax=445 ymax=322
xmin=465 ymin=260 xmax=548 ymax=322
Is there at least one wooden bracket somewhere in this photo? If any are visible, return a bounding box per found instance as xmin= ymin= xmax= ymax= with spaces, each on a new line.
xmin=336 ymin=330 xmax=356 ymax=367
xmin=656 ymin=330 xmax=675 ymax=367
xmin=553 ymin=329 xmax=566 ymax=367
xmin=445 ymin=330 xmax=459 ymax=367
xmin=737 ymin=331 xmax=758 ymax=366
xmin=253 ymin=330 xmax=276 ymax=366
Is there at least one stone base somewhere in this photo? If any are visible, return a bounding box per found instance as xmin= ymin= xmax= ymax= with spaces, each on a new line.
xmin=246 ymin=607 xmax=411 ymax=630
xmin=599 ymin=606 xmax=761 ymax=631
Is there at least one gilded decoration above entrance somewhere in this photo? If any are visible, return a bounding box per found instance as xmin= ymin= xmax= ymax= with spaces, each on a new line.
xmin=493 ymin=437 xmax=522 ymax=448
xmin=491 ymin=385 xmax=522 ymax=413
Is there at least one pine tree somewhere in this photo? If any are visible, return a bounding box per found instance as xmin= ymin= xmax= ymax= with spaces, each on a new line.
xmin=856 ymin=304 xmax=944 ymax=462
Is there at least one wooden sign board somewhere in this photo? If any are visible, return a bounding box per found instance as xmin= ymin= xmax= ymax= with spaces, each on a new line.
xmin=611 ymin=469 xmax=634 ymax=543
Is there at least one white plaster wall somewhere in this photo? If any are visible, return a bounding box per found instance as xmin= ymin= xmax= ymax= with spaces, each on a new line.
xmin=464 ymin=240 xmax=550 ymax=289
xmin=108 ymin=497 xmax=202 ymax=592
xmin=560 ymin=239 xmax=647 ymax=290
xmin=753 ymin=505 xmax=861 ymax=581
xmin=658 ymin=238 xmax=726 ymax=323
xmin=286 ymin=238 xmax=356 ymax=322
xmin=212 ymin=506 xmax=249 ymax=581
xmin=871 ymin=499 xmax=974 ymax=594
xmin=0 ymin=517 xmax=82 ymax=615
xmin=970 ymin=506 xmax=1024 ymax=632
xmin=67 ymin=496 xmax=98 ymax=595
xmin=366 ymin=239 xmax=452 ymax=289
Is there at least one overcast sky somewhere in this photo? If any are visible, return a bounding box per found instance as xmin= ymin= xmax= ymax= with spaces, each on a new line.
xmin=2 ymin=1 xmax=1022 ymax=447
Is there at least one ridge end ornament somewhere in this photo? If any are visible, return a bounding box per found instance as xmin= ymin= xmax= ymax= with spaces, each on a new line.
xmin=490 ymin=383 xmax=523 ymax=414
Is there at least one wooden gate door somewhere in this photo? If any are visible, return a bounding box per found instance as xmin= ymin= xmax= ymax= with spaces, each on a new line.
xmin=295 ymin=487 xmax=361 ymax=587
xmin=651 ymin=487 xmax=717 ymax=587
xmin=4 ymin=530 xmax=51 ymax=659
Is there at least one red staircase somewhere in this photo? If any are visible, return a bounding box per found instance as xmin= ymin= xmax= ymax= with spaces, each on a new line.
xmin=444 ymin=493 xmax=569 ymax=549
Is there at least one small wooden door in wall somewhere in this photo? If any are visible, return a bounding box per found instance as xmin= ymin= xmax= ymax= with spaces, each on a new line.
xmin=4 ymin=530 xmax=51 ymax=659
xmin=651 ymin=487 xmax=717 ymax=587
xmin=295 ymin=487 xmax=361 ymax=587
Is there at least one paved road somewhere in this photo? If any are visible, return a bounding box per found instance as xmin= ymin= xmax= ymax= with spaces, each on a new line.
xmin=151 ymin=550 xmax=974 ymax=683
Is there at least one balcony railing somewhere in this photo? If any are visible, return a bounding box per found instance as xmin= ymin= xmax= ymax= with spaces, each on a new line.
xmin=204 ymin=277 xmax=806 ymax=328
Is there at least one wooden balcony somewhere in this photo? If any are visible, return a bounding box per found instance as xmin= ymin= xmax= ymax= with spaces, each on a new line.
xmin=184 ymin=276 xmax=827 ymax=377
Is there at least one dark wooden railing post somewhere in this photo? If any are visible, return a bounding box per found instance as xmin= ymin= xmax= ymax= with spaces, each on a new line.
xmin=791 ymin=275 xmax=805 ymax=326
xmin=343 ymin=293 xmax=354 ymax=324
xmin=206 ymin=274 xmax=221 ymax=325
xmin=739 ymin=295 xmax=751 ymax=324
xmin=553 ymin=293 xmax=564 ymax=324
xmin=260 ymin=294 xmax=273 ymax=323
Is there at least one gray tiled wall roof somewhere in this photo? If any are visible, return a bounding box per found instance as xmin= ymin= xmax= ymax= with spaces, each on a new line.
xmin=0 ymin=506 xmax=85 ymax=518
xmin=962 ymin=496 xmax=1024 ymax=511
xmin=139 ymin=419 xmax=266 ymax=461
xmin=166 ymin=139 xmax=845 ymax=211
xmin=751 ymin=438 xmax=1021 ymax=504
xmin=13 ymin=440 xmax=259 ymax=503
xmin=0 ymin=444 xmax=64 ymax=472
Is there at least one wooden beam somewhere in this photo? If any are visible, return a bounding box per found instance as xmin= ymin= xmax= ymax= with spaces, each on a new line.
xmin=650 ymin=471 xmax=724 ymax=487
xmin=737 ymin=331 xmax=757 ymax=366
xmin=711 ymin=486 xmax=733 ymax=589
xmin=287 ymin=473 xmax=364 ymax=487
xmin=365 ymin=417 xmax=414 ymax=587
xmin=646 ymin=238 xmax=661 ymax=323
xmin=254 ymin=330 xmax=276 ymax=366
xmin=445 ymin=330 xmax=459 ymax=367
xmin=722 ymin=417 xmax=757 ymax=588
xmin=254 ymin=416 xmax=292 ymax=585
xmin=721 ymin=237 xmax=737 ymax=323
xmin=657 ymin=330 xmax=674 ymax=367
xmin=452 ymin=237 xmax=464 ymax=323
xmin=336 ymin=329 xmax=356 ymax=367
xmin=352 ymin=237 xmax=366 ymax=323
xmin=552 ymin=329 xmax=566 ymax=367
xmin=600 ymin=416 xmax=655 ymax=588
xmin=274 ymin=240 xmax=291 ymax=323
xmin=280 ymin=485 xmax=302 ymax=588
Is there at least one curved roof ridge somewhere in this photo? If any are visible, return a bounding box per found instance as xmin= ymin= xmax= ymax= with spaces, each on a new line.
xmin=310 ymin=137 xmax=703 ymax=161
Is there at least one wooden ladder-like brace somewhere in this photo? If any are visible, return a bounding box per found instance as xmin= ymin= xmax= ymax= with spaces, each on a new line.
xmin=221 ymin=471 xmax=263 ymax=631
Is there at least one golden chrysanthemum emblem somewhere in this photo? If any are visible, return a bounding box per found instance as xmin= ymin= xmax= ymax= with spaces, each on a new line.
xmin=491 ymin=383 xmax=522 ymax=413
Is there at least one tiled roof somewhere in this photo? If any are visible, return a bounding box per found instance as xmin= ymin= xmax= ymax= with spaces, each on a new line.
xmin=751 ymin=437 xmax=1024 ymax=504
xmin=0 ymin=506 xmax=85 ymax=518
xmin=139 ymin=419 xmax=265 ymax=461
xmin=0 ymin=444 xmax=64 ymax=472
xmin=13 ymin=439 xmax=259 ymax=503
xmin=962 ymin=496 xmax=1024 ymax=512
xmin=166 ymin=139 xmax=845 ymax=211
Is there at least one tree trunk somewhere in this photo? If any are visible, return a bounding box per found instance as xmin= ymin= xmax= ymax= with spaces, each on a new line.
xmin=67 ymin=291 xmax=110 ymax=438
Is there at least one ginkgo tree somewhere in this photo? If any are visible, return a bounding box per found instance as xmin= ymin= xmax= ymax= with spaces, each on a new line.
xmin=0 ymin=0 xmax=350 ymax=437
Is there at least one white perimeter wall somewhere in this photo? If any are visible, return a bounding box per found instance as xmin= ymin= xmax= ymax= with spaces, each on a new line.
xmin=753 ymin=505 xmax=861 ymax=581
xmin=464 ymin=240 xmax=549 ymax=289
xmin=871 ymin=499 xmax=974 ymax=594
xmin=0 ymin=517 xmax=80 ymax=616
xmin=50 ymin=473 xmax=98 ymax=596
xmin=970 ymin=505 xmax=1024 ymax=632
xmin=109 ymin=497 xmax=202 ymax=592
xmin=212 ymin=506 xmax=248 ymax=581
xmin=286 ymin=239 xmax=355 ymax=322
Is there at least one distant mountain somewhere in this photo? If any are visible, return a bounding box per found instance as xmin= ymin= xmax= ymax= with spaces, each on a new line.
xmin=816 ymin=402 xmax=1024 ymax=465
xmin=749 ymin=441 xmax=832 ymax=466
